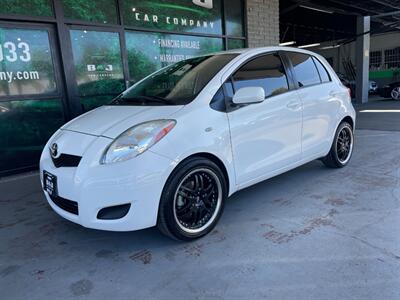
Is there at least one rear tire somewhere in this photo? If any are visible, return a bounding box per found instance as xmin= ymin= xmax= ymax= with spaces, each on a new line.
xmin=322 ymin=121 xmax=354 ymax=168
xmin=157 ymin=157 xmax=227 ymax=241
xmin=391 ymin=86 xmax=400 ymax=101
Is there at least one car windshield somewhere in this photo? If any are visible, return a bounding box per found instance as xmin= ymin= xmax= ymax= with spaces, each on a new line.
xmin=110 ymin=54 xmax=238 ymax=106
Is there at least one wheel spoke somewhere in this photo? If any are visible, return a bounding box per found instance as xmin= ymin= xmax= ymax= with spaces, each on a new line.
xmin=194 ymin=174 xmax=200 ymax=190
xmin=203 ymin=190 xmax=215 ymax=204
xmin=192 ymin=209 xmax=200 ymax=225
xmin=180 ymin=185 xmax=196 ymax=195
xmin=176 ymin=201 xmax=191 ymax=215
xmin=199 ymin=174 xmax=204 ymax=189
xmin=177 ymin=190 xmax=190 ymax=199
xmin=177 ymin=208 xmax=192 ymax=218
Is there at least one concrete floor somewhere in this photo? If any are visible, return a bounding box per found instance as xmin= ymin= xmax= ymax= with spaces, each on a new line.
xmin=355 ymin=97 xmax=400 ymax=131
xmin=1 ymin=100 xmax=400 ymax=299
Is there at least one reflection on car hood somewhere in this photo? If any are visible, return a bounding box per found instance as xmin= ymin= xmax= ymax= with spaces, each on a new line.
xmin=62 ymin=105 xmax=184 ymax=139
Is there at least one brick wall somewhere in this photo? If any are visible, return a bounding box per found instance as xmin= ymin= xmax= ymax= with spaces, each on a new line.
xmin=246 ymin=0 xmax=280 ymax=47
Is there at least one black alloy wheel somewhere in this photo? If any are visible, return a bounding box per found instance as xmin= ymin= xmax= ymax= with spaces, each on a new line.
xmin=158 ymin=157 xmax=227 ymax=241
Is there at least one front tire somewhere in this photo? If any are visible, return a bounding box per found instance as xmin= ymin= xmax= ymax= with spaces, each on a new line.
xmin=322 ymin=121 xmax=354 ymax=168
xmin=157 ymin=157 xmax=227 ymax=241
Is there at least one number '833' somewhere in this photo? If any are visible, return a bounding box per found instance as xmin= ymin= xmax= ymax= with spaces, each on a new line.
xmin=0 ymin=41 xmax=31 ymax=62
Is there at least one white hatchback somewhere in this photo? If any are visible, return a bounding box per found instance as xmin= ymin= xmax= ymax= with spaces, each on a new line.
xmin=40 ymin=47 xmax=355 ymax=240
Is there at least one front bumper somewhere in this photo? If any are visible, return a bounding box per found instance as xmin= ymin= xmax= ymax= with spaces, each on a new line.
xmin=40 ymin=130 xmax=176 ymax=232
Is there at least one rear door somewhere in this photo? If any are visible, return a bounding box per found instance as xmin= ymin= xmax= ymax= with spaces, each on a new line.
xmin=227 ymin=52 xmax=303 ymax=187
xmin=284 ymin=52 xmax=338 ymax=158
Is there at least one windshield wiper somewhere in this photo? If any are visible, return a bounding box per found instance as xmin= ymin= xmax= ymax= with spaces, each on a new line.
xmin=111 ymin=95 xmax=173 ymax=105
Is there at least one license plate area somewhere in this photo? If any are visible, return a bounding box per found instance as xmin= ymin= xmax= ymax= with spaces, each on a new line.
xmin=43 ymin=171 xmax=58 ymax=197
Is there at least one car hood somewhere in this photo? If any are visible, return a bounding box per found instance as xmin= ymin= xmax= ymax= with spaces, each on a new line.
xmin=62 ymin=105 xmax=184 ymax=139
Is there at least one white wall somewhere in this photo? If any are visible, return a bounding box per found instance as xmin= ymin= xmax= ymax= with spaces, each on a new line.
xmin=315 ymin=31 xmax=400 ymax=75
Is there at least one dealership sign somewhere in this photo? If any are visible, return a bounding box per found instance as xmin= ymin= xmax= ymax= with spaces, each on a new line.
xmin=0 ymin=28 xmax=57 ymax=97
xmin=124 ymin=0 xmax=222 ymax=35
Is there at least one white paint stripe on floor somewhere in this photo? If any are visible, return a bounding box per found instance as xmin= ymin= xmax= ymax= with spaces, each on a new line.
xmin=0 ymin=171 xmax=39 ymax=183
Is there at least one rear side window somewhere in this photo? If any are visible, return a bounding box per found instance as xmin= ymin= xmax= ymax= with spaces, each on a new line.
xmin=286 ymin=52 xmax=320 ymax=87
xmin=232 ymin=53 xmax=289 ymax=98
xmin=313 ymin=57 xmax=331 ymax=83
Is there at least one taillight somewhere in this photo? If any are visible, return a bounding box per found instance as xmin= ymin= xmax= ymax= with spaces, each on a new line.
xmin=347 ymin=88 xmax=352 ymax=99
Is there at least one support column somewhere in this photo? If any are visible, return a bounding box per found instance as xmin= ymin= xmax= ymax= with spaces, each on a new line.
xmin=246 ymin=0 xmax=280 ymax=47
xmin=355 ymin=16 xmax=370 ymax=104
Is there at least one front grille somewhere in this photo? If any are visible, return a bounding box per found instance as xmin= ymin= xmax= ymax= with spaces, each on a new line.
xmin=49 ymin=194 xmax=79 ymax=215
xmin=51 ymin=154 xmax=82 ymax=168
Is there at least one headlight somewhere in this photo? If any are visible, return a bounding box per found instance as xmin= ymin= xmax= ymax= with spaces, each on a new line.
xmin=101 ymin=119 xmax=176 ymax=164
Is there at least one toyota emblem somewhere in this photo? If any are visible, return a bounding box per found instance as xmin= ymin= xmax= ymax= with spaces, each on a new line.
xmin=50 ymin=143 xmax=58 ymax=158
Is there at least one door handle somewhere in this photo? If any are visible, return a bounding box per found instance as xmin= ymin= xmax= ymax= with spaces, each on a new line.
xmin=329 ymin=90 xmax=337 ymax=97
xmin=286 ymin=101 xmax=301 ymax=110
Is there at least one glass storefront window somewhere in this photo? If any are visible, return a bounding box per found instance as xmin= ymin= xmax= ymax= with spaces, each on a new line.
xmin=61 ymin=0 xmax=118 ymax=24
xmin=225 ymin=0 xmax=244 ymax=37
xmin=0 ymin=99 xmax=64 ymax=173
xmin=123 ymin=0 xmax=223 ymax=35
xmin=0 ymin=27 xmax=57 ymax=96
xmin=125 ymin=31 xmax=224 ymax=84
xmin=0 ymin=0 xmax=53 ymax=17
xmin=227 ymin=39 xmax=245 ymax=50
xmin=70 ymin=30 xmax=124 ymax=110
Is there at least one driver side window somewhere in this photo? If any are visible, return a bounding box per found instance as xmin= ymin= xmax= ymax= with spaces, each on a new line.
xmin=232 ymin=53 xmax=289 ymax=98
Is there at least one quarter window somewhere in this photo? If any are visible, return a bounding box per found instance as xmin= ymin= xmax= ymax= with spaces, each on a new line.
xmin=232 ymin=54 xmax=289 ymax=98
xmin=313 ymin=57 xmax=331 ymax=83
xmin=287 ymin=52 xmax=320 ymax=87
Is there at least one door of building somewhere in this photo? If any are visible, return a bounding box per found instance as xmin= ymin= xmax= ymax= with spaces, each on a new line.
xmin=0 ymin=22 xmax=66 ymax=174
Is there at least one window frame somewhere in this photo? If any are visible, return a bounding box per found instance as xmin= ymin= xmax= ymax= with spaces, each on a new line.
xmin=230 ymin=51 xmax=293 ymax=98
xmin=211 ymin=51 xmax=297 ymax=113
xmin=0 ymin=21 xmax=65 ymax=102
xmin=312 ymin=56 xmax=332 ymax=83
xmin=282 ymin=51 xmax=333 ymax=90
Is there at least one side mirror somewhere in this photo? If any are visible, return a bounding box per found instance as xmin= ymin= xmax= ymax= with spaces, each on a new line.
xmin=232 ymin=87 xmax=265 ymax=105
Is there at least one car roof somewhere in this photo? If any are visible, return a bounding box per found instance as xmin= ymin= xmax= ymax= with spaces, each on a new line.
xmin=213 ymin=46 xmax=321 ymax=57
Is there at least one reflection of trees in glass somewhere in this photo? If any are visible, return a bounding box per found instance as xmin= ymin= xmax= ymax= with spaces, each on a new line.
xmin=225 ymin=0 xmax=244 ymax=36
xmin=123 ymin=0 xmax=223 ymax=35
xmin=80 ymin=95 xmax=117 ymax=112
xmin=0 ymin=28 xmax=57 ymax=96
xmin=0 ymin=0 xmax=53 ymax=17
xmin=70 ymin=30 xmax=124 ymax=97
xmin=126 ymin=31 xmax=224 ymax=84
xmin=0 ymin=99 xmax=64 ymax=172
xmin=128 ymin=49 xmax=158 ymax=83
xmin=62 ymin=0 xmax=117 ymax=24
xmin=228 ymin=39 xmax=245 ymax=50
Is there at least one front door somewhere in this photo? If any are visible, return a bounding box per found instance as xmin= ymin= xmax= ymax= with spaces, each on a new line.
xmin=227 ymin=53 xmax=303 ymax=187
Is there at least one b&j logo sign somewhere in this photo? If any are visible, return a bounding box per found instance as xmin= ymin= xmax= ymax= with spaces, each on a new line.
xmin=192 ymin=0 xmax=213 ymax=9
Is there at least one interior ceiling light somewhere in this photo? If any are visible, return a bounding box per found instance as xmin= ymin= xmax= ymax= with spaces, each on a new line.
xmin=299 ymin=5 xmax=334 ymax=14
xmin=279 ymin=41 xmax=296 ymax=46
xmin=298 ymin=43 xmax=321 ymax=49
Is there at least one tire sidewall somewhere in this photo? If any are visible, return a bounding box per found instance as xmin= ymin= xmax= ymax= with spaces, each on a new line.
xmin=159 ymin=158 xmax=227 ymax=241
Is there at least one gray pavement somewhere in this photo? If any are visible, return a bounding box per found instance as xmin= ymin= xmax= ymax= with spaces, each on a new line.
xmin=355 ymin=97 xmax=400 ymax=131
xmin=1 ymin=100 xmax=400 ymax=299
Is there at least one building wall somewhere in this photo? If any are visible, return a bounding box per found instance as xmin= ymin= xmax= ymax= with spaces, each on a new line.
xmin=316 ymin=31 xmax=400 ymax=85
xmin=246 ymin=0 xmax=280 ymax=47
xmin=0 ymin=0 xmax=254 ymax=175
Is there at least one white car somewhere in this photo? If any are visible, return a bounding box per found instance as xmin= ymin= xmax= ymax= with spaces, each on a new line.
xmin=40 ymin=47 xmax=355 ymax=241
